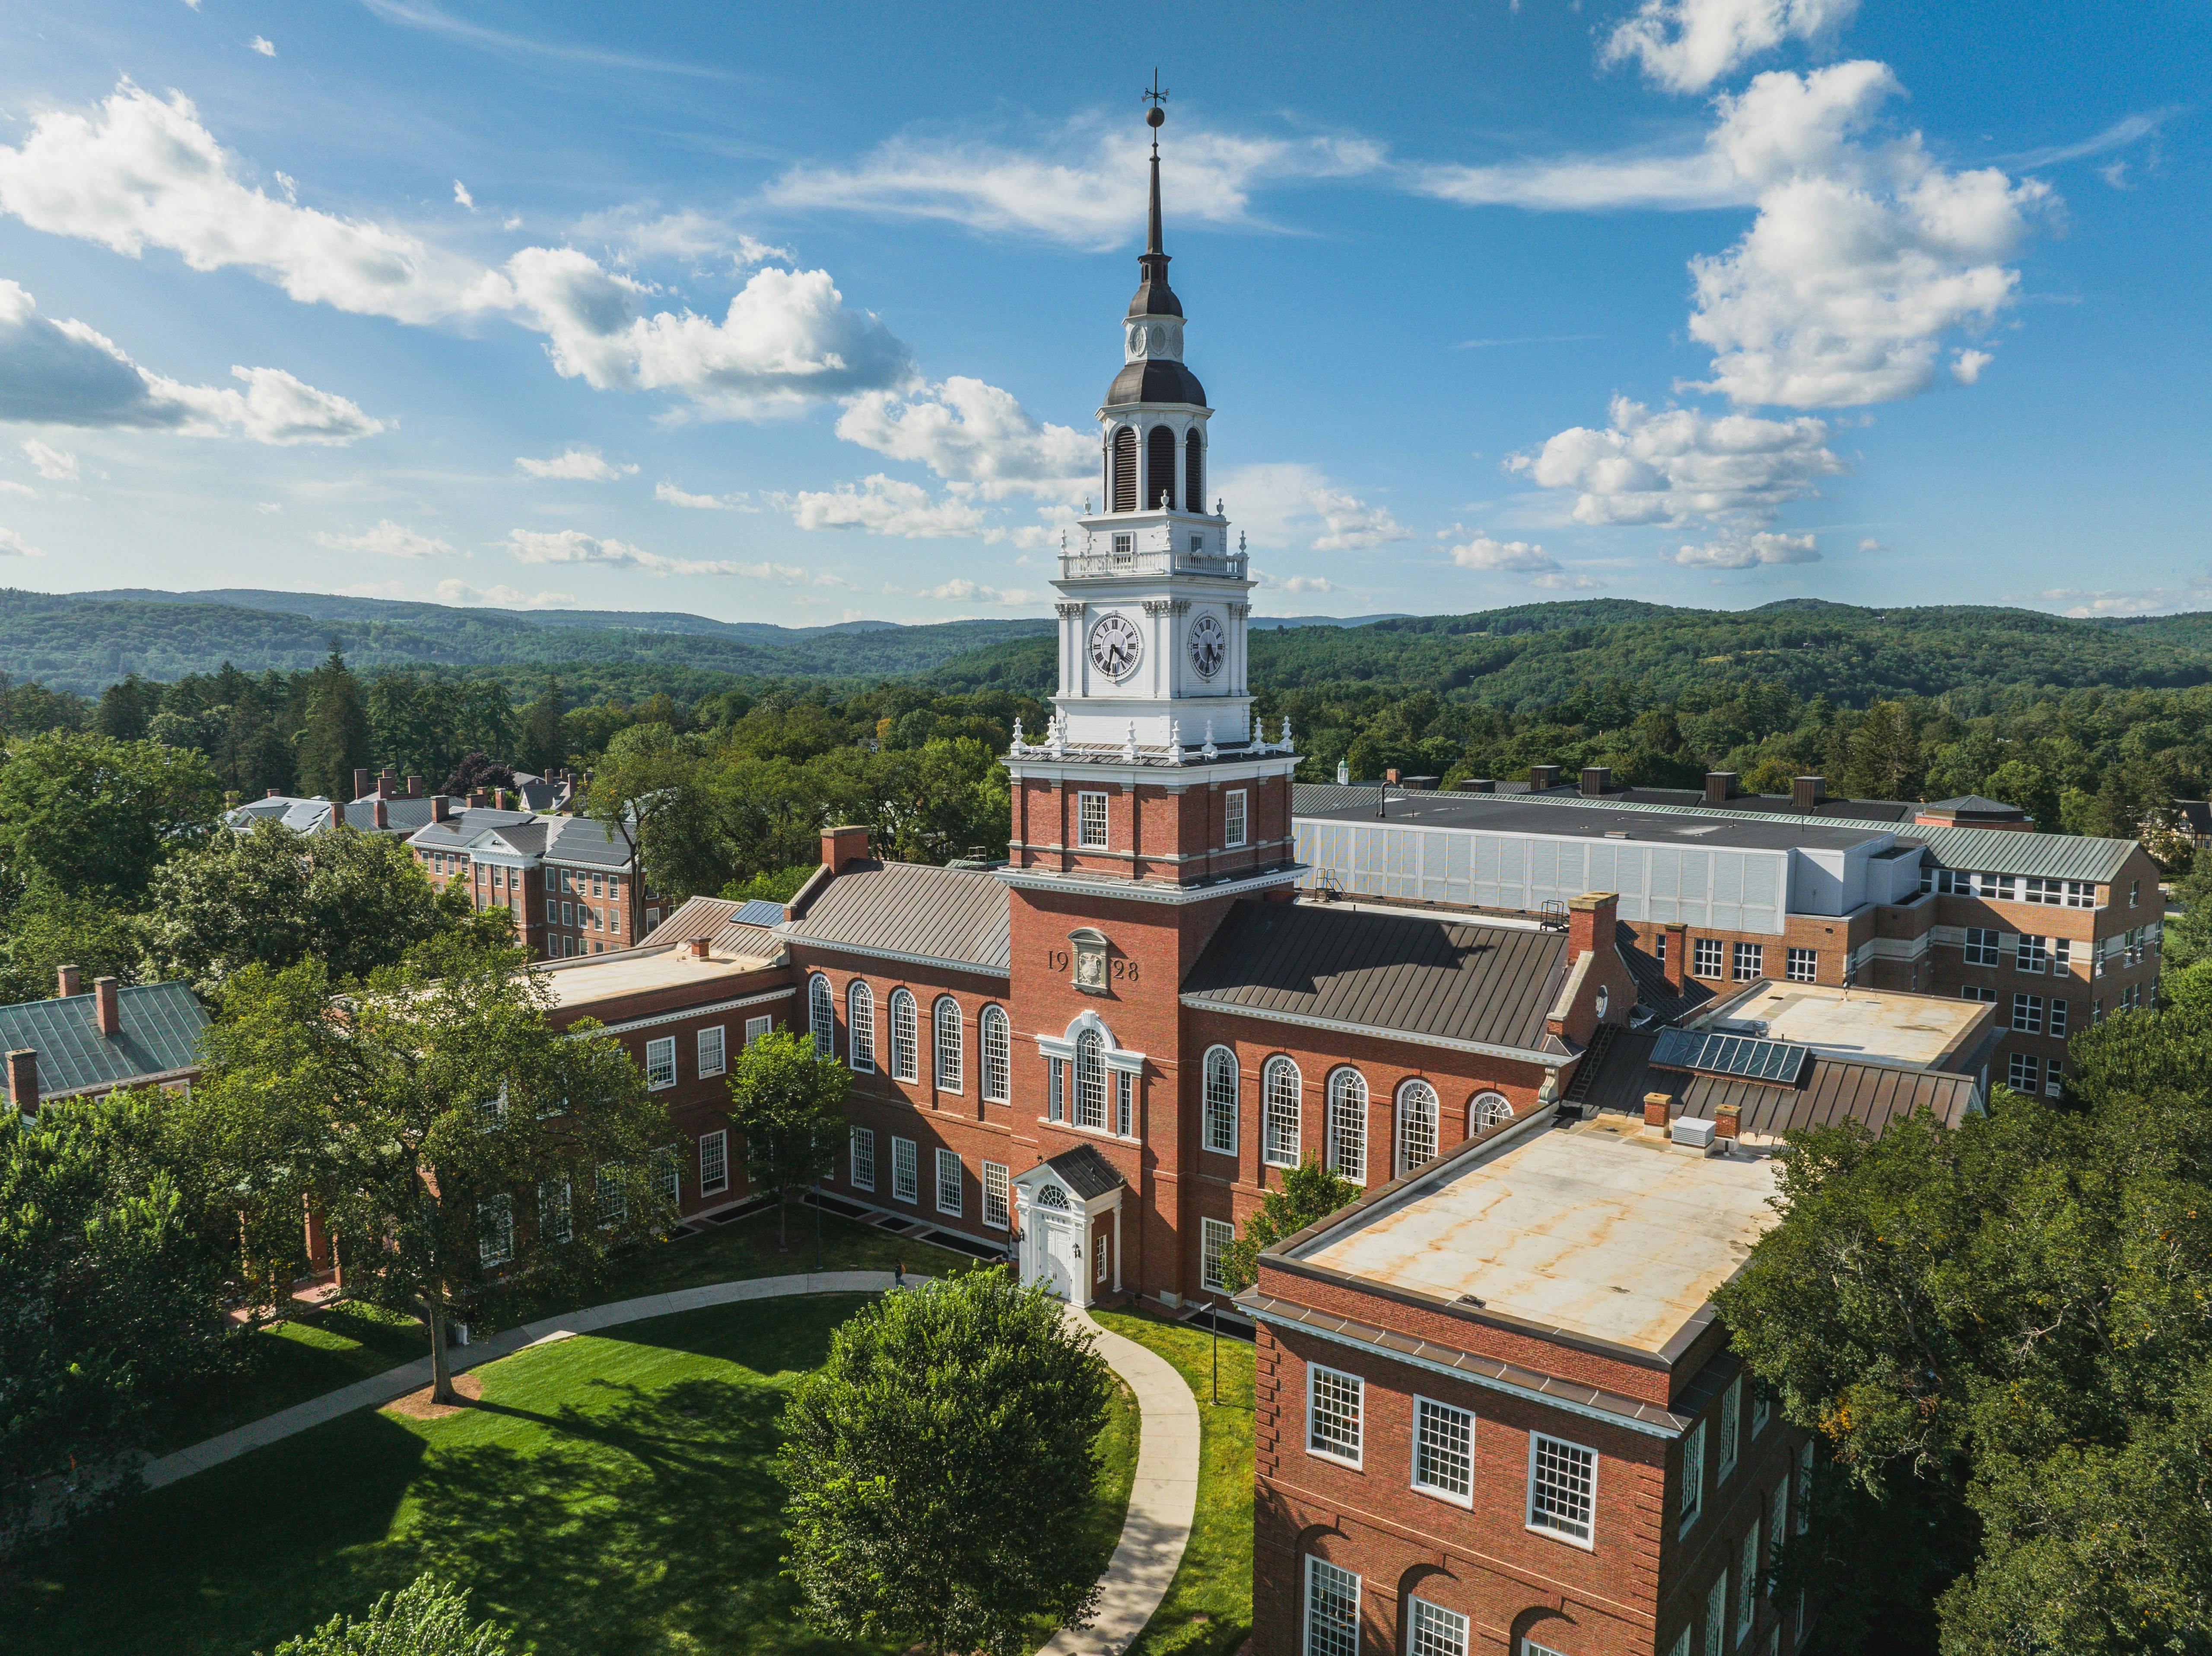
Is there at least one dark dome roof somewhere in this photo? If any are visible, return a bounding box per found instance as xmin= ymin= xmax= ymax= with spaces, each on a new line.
xmin=1105 ymin=358 xmax=1208 ymax=408
xmin=1127 ymin=264 xmax=1183 ymax=319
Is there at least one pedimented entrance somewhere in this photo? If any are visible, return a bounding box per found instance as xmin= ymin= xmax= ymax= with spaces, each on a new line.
xmin=1014 ymin=1145 xmax=1126 ymax=1310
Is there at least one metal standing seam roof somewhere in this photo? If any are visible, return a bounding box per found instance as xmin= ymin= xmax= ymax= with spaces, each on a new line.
xmin=1180 ymin=899 xmax=1572 ymax=1055
xmin=1575 ymin=1027 xmax=1980 ymax=1134
xmin=541 ymin=815 xmax=635 ymax=869
xmin=788 ymin=861 xmax=1013 ymax=973
xmin=649 ymin=895 xmax=788 ymax=959
xmin=1038 ymin=1142 xmax=1123 ymax=1200
xmin=0 ymin=981 xmax=210 ymax=1101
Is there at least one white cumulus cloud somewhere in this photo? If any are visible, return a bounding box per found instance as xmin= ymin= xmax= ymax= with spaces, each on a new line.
xmin=0 ymin=526 xmax=46 ymax=557
xmin=835 ymin=377 xmax=1091 ymax=500
xmin=1669 ymin=530 xmax=1821 ymax=566
xmin=1449 ymin=534 xmax=1559 ymax=572
xmin=436 ymin=580 xmax=577 ymax=608
xmin=1604 ymin=0 xmax=1859 ymax=93
xmin=917 ymin=578 xmax=1039 ymax=606
xmin=772 ymin=474 xmax=991 ymax=539
xmin=1508 ymin=395 xmax=1843 ymax=527
xmin=314 ymin=520 xmax=457 ymax=559
xmin=2011 ymin=574 xmax=2212 ymax=619
xmin=1532 ymin=572 xmax=1605 ymax=590
xmin=20 ymin=439 xmax=77 ymax=480
xmin=655 ymin=480 xmax=755 ymax=511
xmin=515 ymin=447 xmax=637 ymax=481
xmin=452 ymin=179 xmax=474 ymax=209
xmin=502 ymin=527 xmax=747 ymax=577
xmin=247 ymin=35 xmax=275 ymax=56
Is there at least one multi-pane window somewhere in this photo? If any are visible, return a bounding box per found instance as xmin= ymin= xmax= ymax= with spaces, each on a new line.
xmin=1528 ymin=1434 xmax=1597 ymax=1544
xmin=1203 ymin=1047 xmax=1239 ymax=1154
xmin=934 ymin=998 xmax=963 ymax=1089
xmin=1409 ymin=1599 xmax=1467 ymax=1656
xmin=1963 ymin=927 xmax=2001 ymax=967
xmin=2045 ymin=1056 xmax=2064 ymax=1098
xmin=478 ymin=1194 xmax=513 ymax=1266
xmin=1470 ymin=1091 xmax=1513 ymax=1133
xmin=697 ymin=1025 xmax=726 ymax=1079
xmin=1047 ymin=1057 xmax=1066 ymax=1122
xmin=848 ymin=980 xmax=876 ymax=1071
xmin=745 ymin=1014 xmax=772 ymax=1047
xmin=699 ymin=1129 xmax=729 ymax=1196
xmin=890 ymin=989 xmax=919 ymax=1083
xmin=1751 ymin=1383 xmax=1770 ymax=1439
xmin=982 ymin=1161 xmax=1011 ymax=1230
xmin=1718 ymin=1376 xmax=1741 ymax=1482
xmin=645 ymin=1037 xmax=677 ymax=1090
xmin=849 ymin=1126 xmax=876 ymax=1192
xmin=1704 ymin=1573 xmax=1729 ymax=1656
xmin=1679 ymin=1420 xmax=1706 ymax=1532
xmin=1694 ymin=937 xmax=1725 ymax=978
xmin=2008 ymin=1051 xmax=2040 ymax=1092
xmin=1737 ymin=1521 xmax=1761 ymax=1638
xmin=1396 ymin=1080 xmax=1439 ymax=1177
xmin=1412 ymin=1396 xmax=1475 ymax=1502
xmin=1115 ymin=1069 xmax=1134 ymax=1138
xmin=1308 ymin=1365 xmax=1363 ymax=1464
xmin=596 ymin=1164 xmax=626 ymax=1227
xmin=1961 ymin=984 xmax=1997 ymax=1003
xmin=892 ymin=1136 xmax=918 ymax=1204
xmin=1770 ymin=1472 xmax=1790 ymax=1559
xmin=1264 ymin=1057 xmax=1302 ymax=1167
xmin=2016 ymin=933 xmax=2050 ymax=973
xmin=2049 ymin=999 xmax=2069 ymax=1038
xmin=2012 ymin=992 xmax=2044 ymax=1034
xmin=1075 ymin=1031 xmax=1109 ymax=1130
xmin=1077 ymin=791 xmax=1109 ymax=849
xmin=1224 ymin=788 xmax=1248 ymax=849
xmin=935 ymin=1147 xmax=963 ymax=1217
xmin=1303 ymin=1557 xmax=1360 ymax=1656
xmin=1733 ymin=942 xmax=1764 ymax=981
xmin=1327 ymin=1068 xmax=1368 ymax=1183
xmin=809 ymin=975 xmax=835 ymax=1057
xmin=1785 ymin=947 xmax=1817 ymax=983
xmin=2023 ymin=876 xmax=2095 ymax=907
xmin=1654 ymin=932 xmax=1667 ymax=968
xmin=1200 ymin=1216 xmax=1233 ymax=1292
xmin=980 ymin=1006 xmax=1011 ymax=1102
xmin=537 ymin=1177 xmax=571 ymax=1246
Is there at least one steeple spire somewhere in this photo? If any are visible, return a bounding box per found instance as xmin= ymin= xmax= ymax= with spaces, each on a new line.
xmin=1129 ymin=72 xmax=1181 ymax=320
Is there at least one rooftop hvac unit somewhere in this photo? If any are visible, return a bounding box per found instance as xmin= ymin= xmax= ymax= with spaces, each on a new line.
xmin=1672 ymin=1117 xmax=1717 ymax=1149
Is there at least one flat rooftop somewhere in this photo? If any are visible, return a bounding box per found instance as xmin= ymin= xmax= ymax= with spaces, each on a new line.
xmin=1294 ymin=787 xmax=1886 ymax=853
xmin=538 ymin=941 xmax=782 ymax=1010
xmin=1292 ymin=1115 xmax=1778 ymax=1353
xmin=1697 ymin=980 xmax=1988 ymax=1069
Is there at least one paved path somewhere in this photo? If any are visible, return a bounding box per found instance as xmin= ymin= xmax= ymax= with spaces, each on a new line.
xmin=141 ymin=1280 xmax=1203 ymax=1656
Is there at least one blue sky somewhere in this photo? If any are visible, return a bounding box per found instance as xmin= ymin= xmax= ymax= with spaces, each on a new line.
xmin=0 ymin=0 xmax=2202 ymax=625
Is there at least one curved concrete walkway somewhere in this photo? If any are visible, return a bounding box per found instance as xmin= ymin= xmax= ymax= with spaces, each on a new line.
xmin=142 ymin=1279 xmax=1202 ymax=1655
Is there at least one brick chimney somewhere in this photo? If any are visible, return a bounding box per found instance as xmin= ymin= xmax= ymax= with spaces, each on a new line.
xmin=689 ymin=936 xmax=711 ymax=959
xmin=329 ymin=800 xmax=345 ymax=831
xmin=494 ymin=787 xmax=509 ymax=810
xmin=1643 ymin=1090 xmax=1675 ymax=1129
xmin=1579 ymin=765 xmax=1611 ymax=797
xmin=377 ymin=770 xmax=395 ymax=799
xmin=469 ymin=790 xmax=489 ymax=809
xmin=1704 ymin=771 xmax=1736 ymax=806
xmin=1792 ymin=775 xmax=1826 ymax=812
xmin=406 ymin=774 xmax=423 ymax=798
xmin=353 ymin=768 xmax=372 ymax=801
xmin=1385 ymin=768 xmax=1401 ymax=785
xmin=1713 ymin=1100 xmax=1742 ymax=1143
xmin=6 ymin=1048 xmax=36 ymax=1118
xmin=56 ymin=964 xmax=81 ymax=998
xmin=267 ymin=787 xmax=283 ymax=799
xmin=1662 ymin=923 xmax=1688 ymax=990
xmin=1566 ymin=891 xmax=1619 ymax=959
xmin=822 ymin=825 xmax=871 ymax=872
xmin=372 ymin=798 xmax=389 ymax=830
xmin=431 ymin=795 xmax=449 ymax=825
xmin=94 ymin=977 xmax=120 ymax=1038
xmin=1527 ymin=764 xmax=1562 ymax=792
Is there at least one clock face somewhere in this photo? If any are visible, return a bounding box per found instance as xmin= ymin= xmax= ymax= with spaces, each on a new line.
xmin=1128 ymin=326 xmax=1145 ymax=356
xmin=1088 ymin=613 xmax=1144 ymax=679
xmin=1188 ymin=612 xmax=1227 ymax=679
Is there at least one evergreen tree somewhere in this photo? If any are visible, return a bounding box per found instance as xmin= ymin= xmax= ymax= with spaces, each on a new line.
xmin=294 ymin=645 xmax=371 ymax=801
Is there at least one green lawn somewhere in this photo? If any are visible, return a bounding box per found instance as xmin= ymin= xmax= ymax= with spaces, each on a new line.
xmin=162 ymin=1205 xmax=974 ymax=1452
xmin=1094 ymin=1310 xmax=1257 ymax=1656
xmin=19 ymin=1292 xmax=1137 ymax=1656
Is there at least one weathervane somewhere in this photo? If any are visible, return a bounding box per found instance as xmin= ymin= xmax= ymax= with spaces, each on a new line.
xmin=1143 ymin=69 xmax=1168 ymax=148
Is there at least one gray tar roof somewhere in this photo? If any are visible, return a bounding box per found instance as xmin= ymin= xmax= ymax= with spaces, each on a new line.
xmin=788 ymin=860 xmax=1012 ymax=974
xmin=1294 ymin=784 xmax=1884 ymax=853
xmin=1181 ymin=899 xmax=1573 ymax=1057
xmin=1575 ymin=1026 xmax=1981 ymax=1134
xmin=0 ymin=981 xmax=210 ymax=1103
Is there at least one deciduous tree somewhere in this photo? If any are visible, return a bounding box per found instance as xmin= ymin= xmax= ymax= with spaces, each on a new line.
xmin=0 ymin=730 xmax=222 ymax=901
xmin=1217 ymin=1156 xmax=1360 ymax=1294
xmin=262 ymin=1574 xmax=514 ymax=1655
xmin=724 ymin=1028 xmax=845 ymax=1250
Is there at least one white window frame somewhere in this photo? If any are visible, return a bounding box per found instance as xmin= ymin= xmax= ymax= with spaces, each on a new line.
xmin=1411 ymin=1394 xmax=1475 ymax=1506
xmin=1705 ymin=1573 xmax=1729 ymax=1656
xmin=1733 ymin=941 xmax=1764 ymax=981
xmin=892 ymin=1135 xmax=918 ymax=1205
xmin=982 ymin=1161 xmax=1011 ymax=1230
xmin=808 ymin=974 xmax=835 ymax=1058
xmin=1395 ymin=1079 xmax=1439 ymax=1177
xmin=2012 ymin=992 xmax=2044 ymax=1035
xmin=1785 ymin=946 xmax=1817 ymax=983
xmin=1203 ymin=1046 xmax=1240 ymax=1155
xmin=1115 ymin=1068 xmax=1134 ymax=1138
xmin=980 ymin=1005 xmax=1011 ymax=1103
xmin=1694 ymin=937 xmax=1725 ymax=979
xmin=1200 ymin=1216 xmax=1233 ymax=1293
xmin=1077 ymin=790 xmax=1109 ymax=849
xmin=645 ymin=1036 xmax=677 ymax=1091
xmin=1679 ymin=1419 xmax=1705 ymax=1534
xmin=1327 ymin=1067 xmax=1368 ymax=1183
xmin=1303 ymin=1556 xmax=1360 ymax=1656
xmin=1306 ymin=1363 xmax=1364 ymax=1466
xmin=1526 ymin=1431 xmax=1597 ymax=1548
xmin=699 ymin=1128 xmax=729 ymax=1197
xmin=1718 ymin=1375 xmax=1742 ymax=1482
xmin=537 ymin=1177 xmax=571 ymax=1246
xmin=934 ymin=996 xmax=963 ymax=1090
xmin=1264 ymin=1056 xmax=1302 ymax=1167
xmin=1964 ymin=926 xmax=2000 ymax=968
xmin=1224 ymin=787 xmax=1248 ymax=849
xmin=697 ymin=1025 xmax=726 ymax=1079
xmin=478 ymin=1193 xmax=513 ymax=1266
xmin=1075 ymin=1031 xmax=1109 ymax=1131
xmin=889 ymin=988 xmax=919 ymax=1083
xmin=849 ymin=1126 xmax=875 ymax=1193
xmin=1469 ymin=1090 xmax=1513 ymax=1133
xmin=1737 ymin=1520 xmax=1761 ymax=1639
xmin=1409 ymin=1599 xmax=1467 ymax=1656
xmin=2046 ymin=1055 xmax=2064 ymax=1098
xmin=745 ymin=1014 xmax=772 ymax=1047
xmin=1751 ymin=1382 xmax=1770 ymax=1439
xmin=2048 ymin=998 xmax=2068 ymax=1038
xmin=2007 ymin=1050 xmax=2040 ymax=1092
xmin=935 ymin=1147 xmax=963 ymax=1217
xmin=2016 ymin=933 xmax=2049 ymax=974
xmin=848 ymin=980 xmax=876 ymax=1072
xmin=1961 ymin=984 xmax=1997 ymax=1004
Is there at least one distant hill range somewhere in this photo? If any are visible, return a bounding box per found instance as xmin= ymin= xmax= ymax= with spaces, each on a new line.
xmin=1 ymin=585 xmax=2208 ymax=710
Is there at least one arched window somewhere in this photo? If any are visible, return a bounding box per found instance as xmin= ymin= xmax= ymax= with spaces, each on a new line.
xmin=934 ymin=997 xmax=963 ymax=1090
xmin=1075 ymin=1030 xmax=1108 ymax=1129
xmin=1471 ymin=1091 xmax=1514 ymax=1133
xmin=1202 ymin=1046 xmax=1239 ymax=1155
xmin=1396 ymin=1079 xmax=1440 ymax=1177
xmin=1036 ymin=1182 xmax=1069 ymax=1209
xmin=1146 ymin=425 xmax=1177 ymax=511
xmin=980 ymin=1005 xmax=1010 ymax=1103
xmin=1263 ymin=1056 xmax=1302 ymax=1168
xmin=808 ymin=974 xmax=835 ymax=1059
xmin=1111 ymin=426 xmax=1138 ymax=513
xmin=888 ymin=989 xmax=918 ymax=1082
xmin=847 ymin=980 xmax=875 ymax=1072
xmin=1185 ymin=428 xmax=1205 ymax=515
xmin=1326 ymin=1068 xmax=1368 ymax=1184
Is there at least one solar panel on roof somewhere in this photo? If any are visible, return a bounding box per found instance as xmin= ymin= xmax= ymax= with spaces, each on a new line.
xmin=1649 ymin=1026 xmax=1811 ymax=1084
xmin=731 ymin=899 xmax=787 ymax=930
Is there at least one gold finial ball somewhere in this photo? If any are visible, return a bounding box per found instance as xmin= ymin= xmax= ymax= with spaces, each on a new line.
xmin=1147 ymin=105 xmax=1165 ymax=129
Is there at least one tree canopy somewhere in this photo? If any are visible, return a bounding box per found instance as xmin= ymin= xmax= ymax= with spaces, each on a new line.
xmin=261 ymin=1574 xmax=515 ymax=1656
xmin=1217 ymin=1157 xmax=1362 ymax=1295
xmin=724 ymin=1027 xmax=845 ymax=1250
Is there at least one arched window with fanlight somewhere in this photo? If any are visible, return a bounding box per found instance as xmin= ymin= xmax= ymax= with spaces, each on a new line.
xmin=979 ymin=1005 xmax=1010 ymax=1103
xmin=1146 ymin=425 xmax=1177 ymax=511
xmin=1185 ymin=428 xmax=1205 ymax=515
xmin=1075 ymin=1029 xmax=1109 ymax=1130
xmin=933 ymin=996 xmax=963 ymax=1091
xmin=1263 ymin=1056 xmax=1302 ymax=1168
xmin=1470 ymin=1091 xmax=1514 ymax=1134
xmin=1326 ymin=1067 xmax=1369 ymax=1184
xmin=1396 ymin=1079 xmax=1440 ymax=1177
xmin=1202 ymin=1046 xmax=1239 ymax=1155
xmin=1111 ymin=426 xmax=1138 ymax=513
xmin=807 ymin=974 xmax=835 ymax=1059
xmin=847 ymin=980 xmax=875 ymax=1072
xmin=888 ymin=988 xmax=918 ymax=1082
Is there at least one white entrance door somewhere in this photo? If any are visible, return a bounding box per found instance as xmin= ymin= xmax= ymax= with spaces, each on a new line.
xmin=1020 ymin=1184 xmax=1081 ymax=1301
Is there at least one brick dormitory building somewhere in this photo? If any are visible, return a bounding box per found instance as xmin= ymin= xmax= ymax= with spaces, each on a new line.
xmin=408 ymin=115 xmax=2159 ymax=1656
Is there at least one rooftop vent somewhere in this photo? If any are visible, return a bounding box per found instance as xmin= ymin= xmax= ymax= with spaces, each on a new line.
xmin=1672 ymin=1117 xmax=1717 ymax=1149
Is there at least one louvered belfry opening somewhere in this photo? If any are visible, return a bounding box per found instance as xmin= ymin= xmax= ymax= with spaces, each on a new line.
xmin=1147 ymin=425 xmax=1178 ymax=511
xmin=1185 ymin=429 xmax=1205 ymax=515
xmin=1111 ymin=425 xmax=1138 ymax=513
